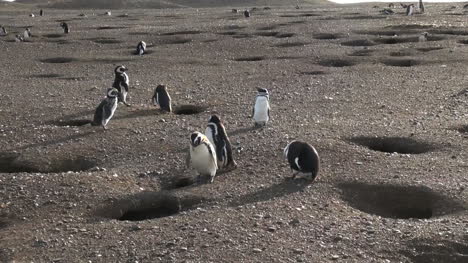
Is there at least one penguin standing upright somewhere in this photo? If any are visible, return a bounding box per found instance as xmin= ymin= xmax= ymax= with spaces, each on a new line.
xmin=406 ymin=4 xmax=415 ymax=16
xmin=283 ymin=141 xmax=320 ymax=182
xmin=418 ymin=0 xmax=425 ymax=13
xmin=188 ymin=132 xmax=218 ymax=183
xmin=205 ymin=115 xmax=237 ymax=169
xmin=244 ymin=10 xmax=250 ymax=18
xmin=92 ymin=88 xmax=119 ymax=130
xmin=419 ymin=32 xmax=428 ymax=42
xmin=112 ymin=65 xmax=131 ymax=106
xmin=252 ymin=88 xmax=270 ymax=127
xmin=0 ymin=26 xmax=7 ymax=36
xmin=39 ymin=9 xmax=44 ymax=16
xmin=23 ymin=28 xmax=31 ymax=39
xmin=152 ymin=84 xmax=172 ymax=112
xmin=136 ymin=41 xmax=146 ymax=56
xmin=60 ymin=22 xmax=69 ymax=34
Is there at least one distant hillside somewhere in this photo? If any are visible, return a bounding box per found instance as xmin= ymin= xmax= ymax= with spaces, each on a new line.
xmin=12 ymin=0 xmax=327 ymax=9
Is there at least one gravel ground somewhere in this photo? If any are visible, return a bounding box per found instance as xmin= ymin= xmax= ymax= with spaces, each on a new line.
xmin=0 ymin=2 xmax=468 ymax=262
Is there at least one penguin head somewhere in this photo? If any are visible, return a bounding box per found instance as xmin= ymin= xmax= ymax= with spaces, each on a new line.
xmin=208 ymin=114 xmax=221 ymax=124
xmin=422 ymin=32 xmax=428 ymax=37
xmin=155 ymin=84 xmax=167 ymax=93
xmin=107 ymin=88 xmax=119 ymax=98
xmin=257 ymin=88 xmax=269 ymax=94
xmin=190 ymin=132 xmax=203 ymax=147
xmin=115 ymin=65 xmax=127 ymax=74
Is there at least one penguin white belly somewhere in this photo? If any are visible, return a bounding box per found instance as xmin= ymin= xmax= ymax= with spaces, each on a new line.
xmin=253 ymin=97 xmax=270 ymax=124
xmin=103 ymin=99 xmax=118 ymax=126
xmin=191 ymin=146 xmax=217 ymax=176
xmin=205 ymin=127 xmax=215 ymax=146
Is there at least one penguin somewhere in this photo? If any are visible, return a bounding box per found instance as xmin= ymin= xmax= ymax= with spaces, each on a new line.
xmin=388 ymin=3 xmax=395 ymax=8
xmin=152 ymin=84 xmax=172 ymax=112
xmin=29 ymin=13 xmax=35 ymax=18
xmin=60 ymin=22 xmax=69 ymax=34
xmin=23 ymin=28 xmax=31 ymax=39
xmin=105 ymin=11 xmax=112 ymax=16
xmin=188 ymin=132 xmax=218 ymax=183
xmin=406 ymin=4 xmax=415 ymax=16
xmin=39 ymin=9 xmax=44 ymax=16
xmin=232 ymin=9 xmax=238 ymax=13
xmin=419 ymin=32 xmax=428 ymax=42
xmin=418 ymin=0 xmax=425 ymax=13
xmin=252 ymin=88 xmax=270 ymax=127
xmin=112 ymin=65 xmax=130 ymax=106
xmin=92 ymin=88 xmax=119 ymax=130
xmin=283 ymin=141 xmax=320 ymax=182
xmin=15 ymin=34 xmax=23 ymax=42
xmin=244 ymin=10 xmax=250 ymax=18
xmin=205 ymin=115 xmax=237 ymax=169
xmin=136 ymin=41 xmax=146 ymax=56
xmin=0 ymin=26 xmax=7 ymax=36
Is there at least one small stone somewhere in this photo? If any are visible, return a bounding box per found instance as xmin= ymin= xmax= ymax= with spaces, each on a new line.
xmin=331 ymin=255 xmax=340 ymax=260
xmin=252 ymin=248 xmax=262 ymax=253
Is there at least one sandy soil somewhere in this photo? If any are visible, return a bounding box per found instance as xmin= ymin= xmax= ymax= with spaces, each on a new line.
xmin=0 ymin=2 xmax=468 ymax=262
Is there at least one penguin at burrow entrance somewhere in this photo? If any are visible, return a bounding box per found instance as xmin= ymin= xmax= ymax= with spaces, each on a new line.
xmin=152 ymin=84 xmax=172 ymax=112
xmin=252 ymin=88 xmax=270 ymax=127
xmin=188 ymin=132 xmax=218 ymax=183
xmin=136 ymin=41 xmax=146 ymax=55
xmin=283 ymin=140 xmax=320 ymax=182
xmin=92 ymin=88 xmax=119 ymax=130
xmin=60 ymin=22 xmax=70 ymax=34
xmin=112 ymin=65 xmax=131 ymax=106
xmin=205 ymin=114 xmax=237 ymax=169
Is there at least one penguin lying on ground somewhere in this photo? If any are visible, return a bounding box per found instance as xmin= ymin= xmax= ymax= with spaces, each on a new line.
xmin=152 ymin=84 xmax=172 ymax=112
xmin=283 ymin=141 xmax=320 ymax=182
xmin=92 ymin=88 xmax=119 ymax=130
xmin=205 ymin=115 xmax=237 ymax=169
xmin=188 ymin=132 xmax=218 ymax=183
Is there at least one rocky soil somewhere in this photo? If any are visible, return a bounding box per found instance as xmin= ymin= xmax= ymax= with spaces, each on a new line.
xmin=0 ymin=2 xmax=468 ymax=262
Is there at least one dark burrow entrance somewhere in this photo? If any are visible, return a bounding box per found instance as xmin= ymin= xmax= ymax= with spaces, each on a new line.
xmin=348 ymin=136 xmax=436 ymax=154
xmin=401 ymin=238 xmax=468 ymax=263
xmin=338 ymin=182 xmax=465 ymax=219
xmin=0 ymin=152 xmax=97 ymax=173
xmin=173 ymin=105 xmax=207 ymax=115
xmin=95 ymin=191 xmax=205 ymax=221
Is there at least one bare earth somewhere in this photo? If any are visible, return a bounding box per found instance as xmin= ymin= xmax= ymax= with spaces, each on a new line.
xmin=1 ymin=2 xmax=468 ymax=262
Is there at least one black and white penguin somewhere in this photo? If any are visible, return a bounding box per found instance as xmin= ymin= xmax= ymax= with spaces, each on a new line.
xmin=136 ymin=41 xmax=146 ymax=56
xmin=232 ymin=9 xmax=238 ymax=13
xmin=252 ymin=88 xmax=270 ymax=127
xmin=205 ymin=115 xmax=237 ymax=169
xmin=419 ymin=32 xmax=428 ymax=42
xmin=60 ymin=22 xmax=70 ymax=34
xmin=244 ymin=10 xmax=250 ymax=18
xmin=418 ymin=0 xmax=425 ymax=13
xmin=283 ymin=141 xmax=320 ymax=181
xmin=39 ymin=9 xmax=44 ymax=16
xmin=0 ymin=26 xmax=7 ymax=36
xmin=105 ymin=11 xmax=112 ymax=16
xmin=189 ymin=132 xmax=218 ymax=183
xmin=15 ymin=34 xmax=23 ymax=42
xmin=406 ymin=4 xmax=415 ymax=16
xmin=29 ymin=13 xmax=35 ymax=18
xmin=23 ymin=28 xmax=31 ymax=39
xmin=92 ymin=88 xmax=119 ymax=130
xmin=112 ymin=65 xmax=130 ymax=106
xmin=152 ymin=84 xmax=172 ymax=112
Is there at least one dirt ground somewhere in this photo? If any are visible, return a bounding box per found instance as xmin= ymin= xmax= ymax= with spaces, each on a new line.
xmin=0 ymin=1 xmax=468 ymax=262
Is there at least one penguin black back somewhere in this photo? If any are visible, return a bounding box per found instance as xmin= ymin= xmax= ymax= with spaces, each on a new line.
xmin=60 ymin=22 xmax=69 ymax=34
xmin=206 ymin=115 xmax=236 ymax=168
xmin=244 ymin=10 xmax=250 ymax=18
xmin=284 ymin=141 xmax=320 ymax=181
xmin=153 ymin=84 xmax=172 ymax=112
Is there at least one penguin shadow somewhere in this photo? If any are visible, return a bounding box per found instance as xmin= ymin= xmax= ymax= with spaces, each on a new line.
xmin=8 ymin=131 xmax=95 ymax=151
xmin=113 ymin=106 xmax=163 ymax=121
xmin=229 ymin=125 xmax=263 ymax=136
xmin=228 ymin=178 xmax=311 ymax=207
xmin=49 ymin=109 xmax=95 ymax=123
